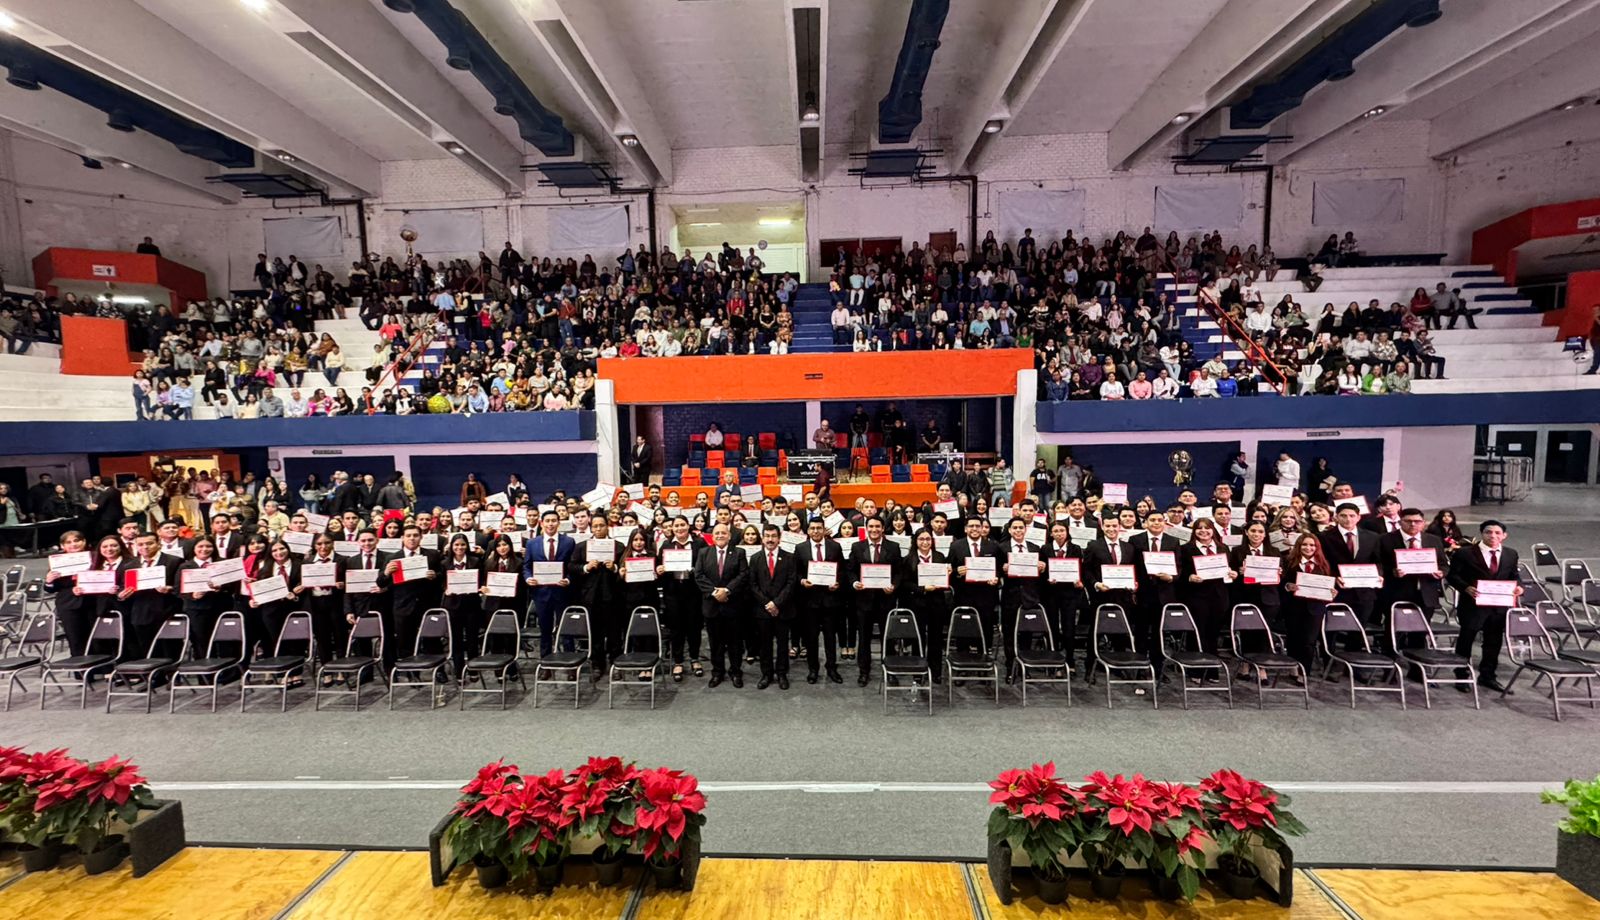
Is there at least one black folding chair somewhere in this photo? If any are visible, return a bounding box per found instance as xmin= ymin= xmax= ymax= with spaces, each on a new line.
xmin=533 ymin=606 xmax=591 ymax=708
xmin=40 ymin=611 xmax=122 ymax=710
xmin=0 ymin=612 xmax=56 ymax=711
xmin=1537 ymin=599 xmax=1600 ymax=652
xmin=879 ymin=609 xmax=931 ymax=715
xmin=389 ymin=608 xmax=452 ymax=710
xmin=1390 ymin=602 xmax=1476 ymax=709
xmin=1091 ymin=604 xmax=1156 ymax=709
xmin=1504 ymin=607 xmax=1600 ymax=721
xmin=1159 ymin=604 xmax=1231 ymax=709
xmin=1531 ymin=543 xmax=1561 ymax=585
xmin=171 ymin=612 xmax=247 ymax=713
xmin=462 ymin=609 xmax=527 ymax=710
xmin=1228 ymin=604 xmax=1309 ymax=709
xmin=1012 ymin=605 xmax=1071 ymax=707
xmin=1320 ymin=603 xmax=1405 ymax=709
xmin=242 ymin=611 xmax=314 ymax=712
xmin=607 ymin=607 xmax=662 ymax=710
xmin=1560 ymin=560 xmax=1593 ymax=605
xmin=316 ymin=612 xmax=385 ymax=711
xmin=106 ymin=615 xmax=190 ymax=713
xmin=944 ymin=606 xmax=999 ymax=706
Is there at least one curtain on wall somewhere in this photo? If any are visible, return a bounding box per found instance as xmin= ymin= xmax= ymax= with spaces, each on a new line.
xmin=1154 ymin=183 xmax=1244 ymax=231
xmin=546 ymin=205 xmax=630 ymax=257
xmin=997 ymin=189 xmax=1085 ymax=242
xmin=397 ymin=210 xmax=484 ymax=256
xmin=262 ymin=216 xmax=343 ymax=263
xmin=1313 ymin=178 xmax=1404 ymax=226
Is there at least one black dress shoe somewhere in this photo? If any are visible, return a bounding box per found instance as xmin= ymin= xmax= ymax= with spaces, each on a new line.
xmin=707 ymin=675 xmax=724 ymax=688
xmin=1480 ymin=678 xmax=1513 ymax=694
xmin=1455 ymin=682 xmax=1471 ymax=693
xmin=806 ymin=671 xmax=819 ymax=684
xmin=856 ymin=673 xmax=870 ymax=687
xmin=756 ymin=676 xmax=772 ymax=690
xmin=731 ymin=674 xmax=744 ymax=688
xmin=827 ymin=669 xmax=843 ymax=684
xmin=778 ymin=675 xmax=790 ymax=690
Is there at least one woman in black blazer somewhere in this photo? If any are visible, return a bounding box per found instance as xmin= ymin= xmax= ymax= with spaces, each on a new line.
xmin=1179 ymin=517 xmax=1237 ymax=654
xmin=248 ymin=540 xmax=301 ymax=660
xmin=43 ymin=530 xmax=98 ymax=656
xmin=1279 ymin=533 xmax=1331 ymax=680
xmin=618 ymin=526 xmax=661 ymax=619
xmin=438 ymin=534 xmax=483 ymax=672
xmin=898 ymin=528 xmax=952 ymax=677
xmin=1229 ymin=522 xmax=1282 ymax=628
xmin=178 ymin=537 xmax=231 ymax=653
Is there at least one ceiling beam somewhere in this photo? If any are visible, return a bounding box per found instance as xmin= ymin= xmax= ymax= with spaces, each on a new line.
xmin=788 ymin=0 xmax=825 ymax=183
xmin=1274 ymin=0 xmax=1600 ymax=161
xmin=0 ymin=82 xmax=238 ymax=203
xmin=949 ymin=0 xmax=1094 ymax=172
xmin=272 ymin=0 xmax=524 ymax=190
xmin=1105 ymin=0 xmax=1364 ymax=169
xmin=5 ymin=0 xmax=380 ymax=196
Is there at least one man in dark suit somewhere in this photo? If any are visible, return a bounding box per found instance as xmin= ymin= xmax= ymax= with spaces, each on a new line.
xmin=155 ymin=519 xmax=196 ymax=560
xmin=796 ymin=517 xmax=846 ymax=684
xmin=1378 ymin=507 xmax=1447 ymax=628
xmin=1039 ymin=520 xmax=1087 ymax=668
xmin=694 ymin=523 xmax=749 ymax=687
xmin=627 ymin=435 xmax=653 ymax=485
xmin=1447 ymin=520 xmax=1521 ymax=693
xmin=83 ymin=482 xmax=123 ymax=541
xmin=379 ymin=523 xmax=441 ymax=660
xmin=1128 ymin=510 xmax=1181 ymax=674
xmin=1319 ymin=502 xmax=1385 ymax=633
xmin=655 ymin=515 xmax=704 ymax=678
xmin=747 ymin=525 xmax=798 ymax=689
xmin=849 ymin=516 xmax=902 ymax=685
xmin=343 ymin=529 xmax=392 ymax=665
xmin=326 ymin=473 xmax=360 ymax=517
xmin=521 ymin=510 xmax=574 ymax=657
xmin=1083 ymin=514 xmax=1138 ymax=621
xmin=946 ymin=515 xmax=1001 ymax=656
xmin=114 ymin=532 xmax=183 ymax=656
xmin=1360 ymin=493 xmax=1403 ymax=536
xmin=210 ymin=513 xmax=244 ymax=560
xmin=998 ymin=517 xmax=1045 ymax=676
xmin=567 ymin=518 xmax=622 ymax=677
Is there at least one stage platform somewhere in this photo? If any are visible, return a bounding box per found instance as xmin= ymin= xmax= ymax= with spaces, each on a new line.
xmin=3 ymin=846 xmax=1596 ymax=919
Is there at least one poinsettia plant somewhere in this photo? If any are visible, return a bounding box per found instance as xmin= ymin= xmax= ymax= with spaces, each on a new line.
xmin=1199 ymin=769 xmax=1306 ymax=876
xmin=986 ymin=762 xmax=1086 ymax=882
xmin=565 ymin=756 xmax=643 ymax=860
xmin=1144 ymin=780 xmax=1211 ymax=900
xmin=0 ymin=746 xmax=154 ymax=851
xmin=633 ymin=767 xmax=707 ymax=867
xmin=444 ymin=759 xmax=523 ymax=870
xmin=1077 ymin=771 xmax=1164 ymax=875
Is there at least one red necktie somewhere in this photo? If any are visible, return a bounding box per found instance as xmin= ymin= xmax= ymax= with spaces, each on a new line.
xmin=1488 ymin=550 xmax=1498 ymax=572
xmin=548 ymin=538 xmax=556 ymax=560
xmin=871 ymin=543 xmax=879 ymax=563
xmin=1408 ymin=537 xmax=1418 ymax=550
xmin=1110 ymin=543 xmax=1118 ymax=565
xmin=1345 ymin=533 xmax=1355 ymax=557
xmin=718 ymin=549 xmax=725 ymax=576
xmin=768 ymin=553 xmax=776 ymax=577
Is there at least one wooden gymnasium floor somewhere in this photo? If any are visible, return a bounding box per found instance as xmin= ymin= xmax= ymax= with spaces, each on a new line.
xmin=2 ymin=847 xmax=1599 ymax=920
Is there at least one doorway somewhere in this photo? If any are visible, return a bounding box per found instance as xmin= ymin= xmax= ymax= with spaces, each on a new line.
xmin=1545 ymin=430 xmax=1592 ymax=483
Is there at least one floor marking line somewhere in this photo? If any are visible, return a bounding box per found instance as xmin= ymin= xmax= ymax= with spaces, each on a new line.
xmin=1303 ymin=867 xmax=1365 ymax=920
xmin=148 ymin=779 xmax=1563 ymax=795
xmin=270 ymin=849 xmax=353 ymax=920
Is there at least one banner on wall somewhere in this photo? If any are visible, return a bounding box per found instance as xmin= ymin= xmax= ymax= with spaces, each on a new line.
xmin=396 ymin=209 xmax=485 ymax=256
xmin=263 ymin=216 xmax=345 ymax=263
xmin=1154 ymin=183 xmax=1244 ymax=231
xmin=996 ymin=189 xmax=1085 ymax=243
xmin=1313 ymin=178 xmax=1404 ymax=227
xmin=545 ymin=205 xmax=630 ymax=257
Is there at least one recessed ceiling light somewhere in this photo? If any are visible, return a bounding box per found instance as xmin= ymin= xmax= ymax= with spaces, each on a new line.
xmin=758 ymin=217 xmax=792 ymax=227
xmin=117 ymin=160 xmax=133 ymax=169
xmin=1171 ymin=113 xmax=1192 ymax=124
xmin=447 ymin=143 xmax=466 ymax=155
xmin=1558 ymin=98 xmax=1586 ymax=112
xmin=275 ymin=151 xmax=297 ymax=162
xmin=982 ymin=119 xmax=1003 ymax=134
xmin=618 ymin=134 xmax=640 ymax=148
xmin=1362 ymin=105 xmax=1387 ymax=119
xmin=0 ymin=11 xmax=16 ymax=30
xmin=801 ymin=91 xmax=819 ymax=123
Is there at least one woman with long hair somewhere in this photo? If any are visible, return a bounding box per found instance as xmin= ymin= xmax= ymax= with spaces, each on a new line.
xmin=439 ymin=533 xmax=483 ymax=673
xmin=44 ymin=530 xmax=98 ymax=655
xmin=1279 ymin=533 xmax=1330 ymax=680
xmin=1427 ymin=509 xmax=1465 ymax=556
xmin=1229 ymin=521 xmax=1282 ymax=676
xmin=248 ymin=540 xmax=301 ymax=673
xmin=179 ymin=537 xmax=229 ymax=653
xmin=1179 ymin=517 xmax=1237 ymax=654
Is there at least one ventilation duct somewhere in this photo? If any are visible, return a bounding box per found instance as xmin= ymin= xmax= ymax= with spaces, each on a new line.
xmin=877 ymin=0 xmax=949 ymax=144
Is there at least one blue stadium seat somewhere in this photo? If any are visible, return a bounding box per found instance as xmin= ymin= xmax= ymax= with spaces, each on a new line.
xmin=662 ymin=468 xmax=682 ymax=486
xmin=931 ymin=463 xmax=948 ymax=480
xmin=892 ymin=465 xmax=911 ymax=482
xmin=869 ymin=448 xmax=889 ymax=465
xmin=760 ymin=450 xmax=779 ymax=465
xmin=739 ymin=468 xmax=758 ymax=484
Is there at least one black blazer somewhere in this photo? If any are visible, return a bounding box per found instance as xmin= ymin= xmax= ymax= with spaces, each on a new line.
xmin=848 ymin=539 xmax=903 ymax=594
xmin=796 ymin=538 xmax=846 ymax=609
xmin=209 ymin=531 xmax=246 ymax=560
xmin=1130 ymin=531 xmax=1181 ymax=608
xmin=998 ymin=539 xmax=1044 ymax=612
xmin=1082 ymin=537 xmax=1137 ymax=608
xmin=747 ymin=546 xmax=799 ymax=618
xmin=379 ymin=548 xmax=442 ymax=620
xmin=1378 ymin=531 xmax=1447 ymax=611
xmin=1228 ymin=542 xmax=1282 ymax=613
xmin=567 ymin=537 xmax=622 ymax=615
xmin=113 ymin=555 xmax=184 ymax=628
xmin=693 ymin=543 xmax=748 ymax=618
xmin=1447 ymin=543 xmax=1520 ymax=625
xmin=1319 ymin=527 xmax=1382 ymax=604
xmin=946 ymin=536 xmax=1000 ymax=607
xmin=1178 ymin=541 xmax=1233 ymax=612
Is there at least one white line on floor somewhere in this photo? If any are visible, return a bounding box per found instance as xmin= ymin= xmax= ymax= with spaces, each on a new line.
xmin=147 ymin=779 xmax=1560 ymax=795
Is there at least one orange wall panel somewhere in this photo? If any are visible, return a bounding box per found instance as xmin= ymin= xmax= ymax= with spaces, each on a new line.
xmin=60 ymin=315 xmax=139 ymax=376
xmin=600 ymin=350 xmax=1032 ymax=404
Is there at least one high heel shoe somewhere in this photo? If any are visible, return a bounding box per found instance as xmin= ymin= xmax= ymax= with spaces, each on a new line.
xmin=672 ymin=665 xmax=684 ymax=683
xmin=691 ymin=661 xmax=705 ymax=678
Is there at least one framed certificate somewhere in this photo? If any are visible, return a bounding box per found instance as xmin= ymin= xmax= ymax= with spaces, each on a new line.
xmin=445 ymin=569 xmax=480 ymax=595
xmin=531 ymin=560 xmax=564 ymax=585
xmin=76 ymin=571 xmax=117 ymax=595
xmin=823 ymin=511 xmax=845 ymax=534
xmin=1242 ymin=555 xmax=1281 ymax=585
xmin=1395 ymin=548 xmax=1439 ymax=577
xmin=807 ymin=560 xmax=838 ymax=587
xmin=1069 ymin=525 xmax=1098 ymax=547
xmin=1005 ymin=551 xmax=1039 ymax=578
xmin=624 ymin=558 xmax=657 ymax=583
xmin=300 ymin=562 xmax=339 ymax=589
xmin=1293 ymin=572 xmax=1337 ymax=601
xmin=346 ymin=569 xmax=381 ymax=594
xmin=740 ymin=484 xmax=764 ymax=503
xmin=377 ymin=537 xmax=403 ymax=553
xmin=249 ymin=574 xmax=290 ymax=604
xmin=662 ymin=548 xmax=693 ymax=573
xmin=887 ymin=534 xmax=912 ymax=553
xmin=419 ymin=534 xmax=441 ymax=552
xmin=1220 ymin=532 xmax=1243 ymax=548
xmin=933 ymin=499 xmax=960 ymax=517
xmin=1047 ymin=558 xmax=1080 ymax=584
xmin=179 ymin=569 xmax=213 ymax=594
xmin=859 ymin=563 xmax=894 ymax=589
xmin=333 ymin=540 xmax=360 ymax=557
xmin=485 ymin=572 xmax=519 ymax=597
xmin=1475 ymin=579 xmax=1519 ymax=607
xmin=1100 ymin=564 xmax=1137 ymax=590
xmin=1166 ymin=523 xmax=1193 ymax=543
xmin=740 ymin=544 xmax=765 ymax=558
xmin=779 ymin=531 xmax=806 ymax=549
xmin=1338 ymin=564 xmax=1383 ymax=590
xmin=1194 ymin=553 xmax=1231 ymax=582
xmin=49 ymin=551 xmax=93 ymax=576
xmin=1141 ymin=551 xmax=1178 ymax=577
xmin=586 ymin=538 xmax=616 ymax=559
xmin=131 ymin=566 xmax=168 ymax=591
xmin=964 ymin=556 xmax=997 ymax=582
xmin=780 ymin=484 xmax=804 ymax=502
xmin=918 ymin=563 xmax=950 ymax=588
xmin=623 ymin=483 xmax=646 ymax=500
xmin=206 ymin=556 xmax=246 ymax=586
xmin=933 ymin=535 xmax=953 ymax=554
xmin=479 ymin=511 xmax=505 ymax=531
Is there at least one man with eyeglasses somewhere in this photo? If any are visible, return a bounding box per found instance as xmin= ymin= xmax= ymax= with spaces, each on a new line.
xmin=1378 ymin=507 xmax=1446 ymax=636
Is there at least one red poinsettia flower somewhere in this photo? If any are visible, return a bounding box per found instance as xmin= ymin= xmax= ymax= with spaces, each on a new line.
xmin=1081 ymin=772 xmax=1159 ymax=836
xmin=85 ymin=756 xmax=147 ymax=805
xmin=1201 ymin=769 xmax=1279 ymax=830
xmin=1177 ymin=825 xmax=1210 ymax=856
xmin=460 ymin=759 xmax=519 ymax=798
xmin=635 ymin=768 xmax=706 ymax=859
xmin=1147 ymin=780 xmax=1204 ymax=819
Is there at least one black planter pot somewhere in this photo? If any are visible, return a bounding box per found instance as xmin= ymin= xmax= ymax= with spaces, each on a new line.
xmin=534 ymin=861 xmax=565 ymax=890
xmin=1556 ymin=831 xmax=1600 ymax=901
xmin=1034 ymin=872 xmax=1068 ymax=905
xmin=82 ymin=836 xmax=129 ymax=876
xmin=649 ymin=859 xmax=683 ymax=890
xmin=593 ymin=849 xmax=625 ymax=887
xmin=1218 ymin=855 xmax=1260 ymax=899
xmin=1089 ymin=862 xmax=1126 ymax=900
xmin=473 ymin=857 xmax=508 ymax=890
xmin=19 ymin=843 xmax=62 ymax=873
xmin=1152 ymin=872 xmax=1183 ymax=901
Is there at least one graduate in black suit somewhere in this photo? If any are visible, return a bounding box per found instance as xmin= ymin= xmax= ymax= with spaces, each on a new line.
xmin=997 ymin=517 xmax=1046 ymax=675
xmin=568 ymin=520 xmax=623 ymax=677
xmin=1378 ymin=507 xmax=1447 ymax=626
xmin=343 ymin=529 xmax=391 ymax=665
xmin=1179 ymin=518 xmax=1237 ymax=653
xmin=297 ymin=534 xmax=347 ymax=669
xmin=796 ymin=517 xmax=846 ymax=683
xmin=44 ymin=530 xmax=100 ymax=656
xmin=247 ymin=540 xmax=303 ymax=658
xmin=1038 ymin=520 xmax=1087 ymax=668
xmin=1228 ymin=521 xmax=1282 ymax=631
xmin=1447 ymin=520 xmax=1521 ymax=692
xmin=113 ymin=533 xmax=183 ymax=659
xmin=1082 ymin=514 xmax=1137 ymax=622
xmin=694 ymin=523 xmax=749 ymax=686
xmin=1129 ymin=511 xmax=1182 ymax=674
xmin=656 ymin=515 xmax=704 ymax=680
xmin=208 ymin=513 xmax=244 ymax=560
xmin=154 ymin=519 xmax=195 ymax=562
xmin=439 ymin=534 xmax=485 ymax=675
xmin=1360 ymin=494 xmax=1404 ymax=536
xmin=946 ymin=516 xmax=1001 ymax=651
xmin=747 ymin=525 xmax=799 ymax=689
xmin=1319 ymin=502 xmax=1385 ymax=635
xmin=899 ymin=528 xmax=952 ymax=680
xmin=379 ymin=524 xmax=442 ymax=660
xmin=848 ymin=517 xmax=902 ymax=685
xmin=177 ymin=537 xmax=231 ymax=654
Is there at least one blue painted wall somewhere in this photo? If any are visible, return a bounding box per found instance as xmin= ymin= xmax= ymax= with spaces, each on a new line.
xmin=663 ymin=404 xmax=806 ymax=467
xmin=1056 ymin=441 xmax=1242 ymax=507
xmin=409 ymin=453 xmax=597 ymax=510
xmin=1257 ymin=438 xmax=1384 ymax=500
xmin=1036 ymin=392 xmax=1600 ymax=433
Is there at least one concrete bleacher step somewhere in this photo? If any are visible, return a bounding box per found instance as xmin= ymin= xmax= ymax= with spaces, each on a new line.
xmin=1431 ymin=342 xmax=1568 ymax=361
xmin=1412 ymin=372 xmax=1600 ymax=394
xmin=1431 ymin=327 xmax=1554 ymax=345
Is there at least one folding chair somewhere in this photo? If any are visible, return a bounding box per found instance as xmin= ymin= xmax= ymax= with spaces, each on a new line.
xmin=1228 ymin=604 xmax=1308 ymax=709
xmin=40 ymin=611 xmax=122 ymax=710
xmin=459 ymin=609 xmax=525 ymax=710
xmin=533 ymin=606 xmax=591 ymax=708
xmin=389 ymin=609 xmax=452 ymax=710
xmin=608 ymin=607 xmax=662 ymax=710
xmin=0 ymin=612 xmax=56 ymax=711
xmin=944 ymin=606 xmax=999 ymax=705
xmin=1320 ymin=604 xmax=1405 ymax=709
xmin=316 ymin=612 xmax=385 ymax=711
xmin=1535 ymin=602 xmax=1600 ymax=670
xmin=1579 ymin=578 xmax=1600 ymax=633
xmin=879 ymin=609 xmax=931 ymax=714
xmin=1091 ymin=604 xmax=1156 ymax=709
xmin=171 ymin=612 xmax=247 ymax=713
xmin=1531 ymin=543 xmax=1561 ymax=584
xmin=106 ymin=615 xmax=190 ymax=713
xmin=1011 ymin=605 xmax=1071 ymax=707
xmin=242 ymin=611 xmax=315 ymax=712
xmin=1390 ymin=603 xmax=1476 ymax=709
xmin=1504 ymin=607 xmax=1600 ymax=721
xmin=1560 ymin=560 xmax=1593 ymax=604
xmin=1158 ymin=604 xmax=1231 ymax=709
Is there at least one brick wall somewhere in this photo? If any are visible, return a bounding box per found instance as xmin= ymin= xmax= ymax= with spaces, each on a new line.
xmin=1442 ymin=132 xmax=1600 ymax=261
